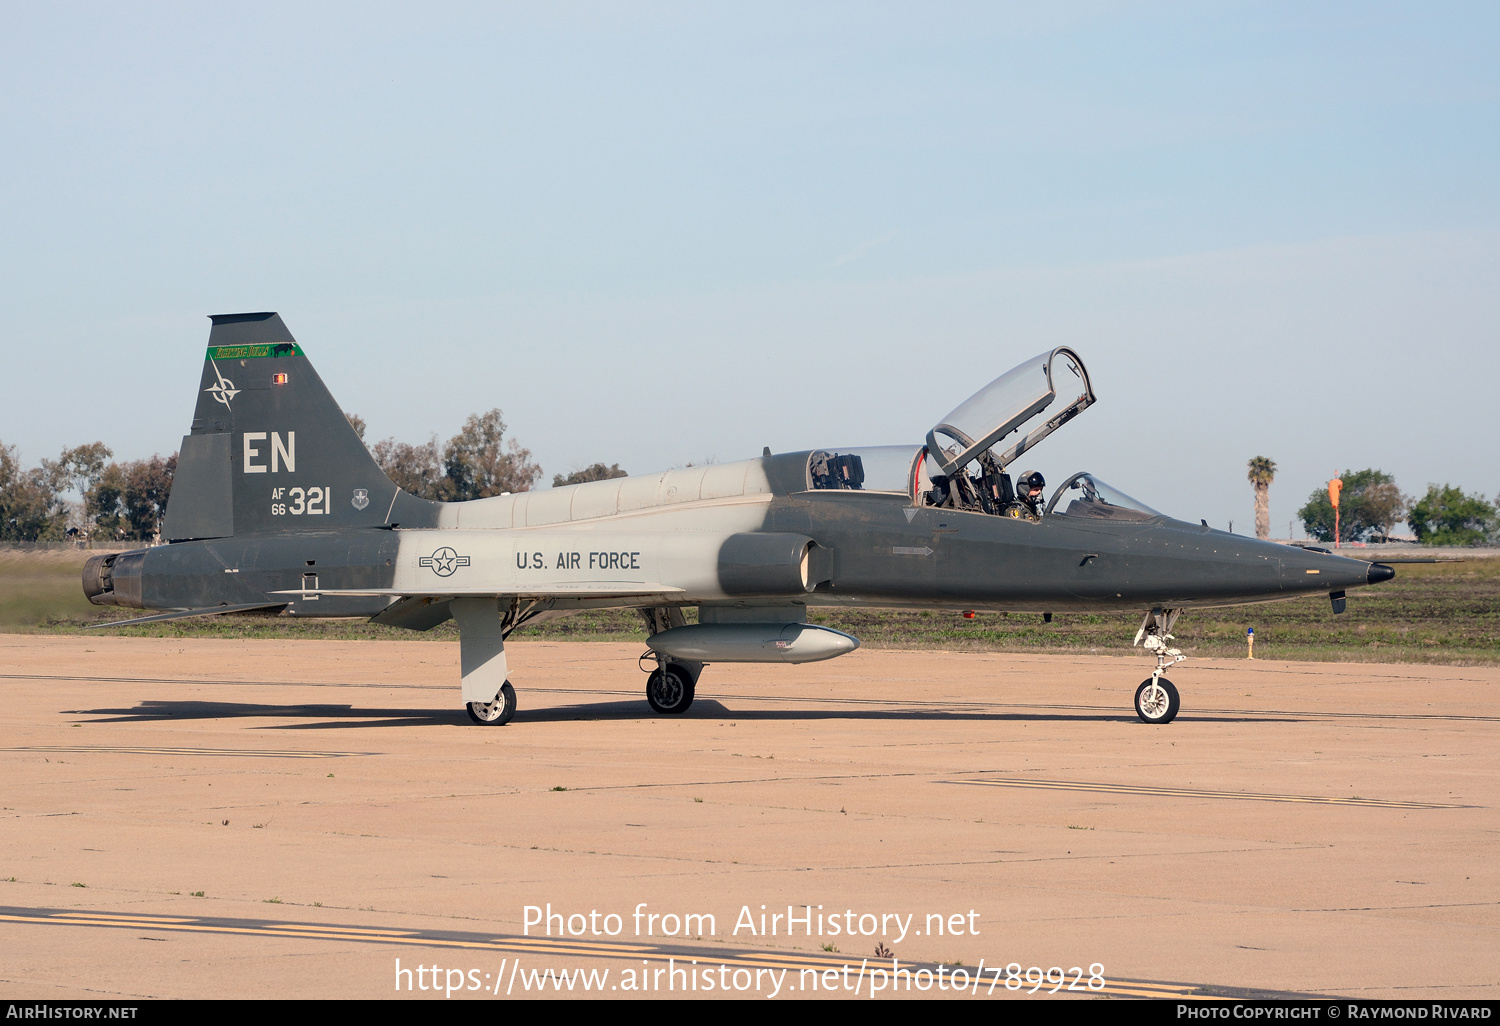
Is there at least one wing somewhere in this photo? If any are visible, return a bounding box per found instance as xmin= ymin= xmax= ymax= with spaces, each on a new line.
xmin=269 ymin=583 xmax=685 ymax=600
xmin=277 ymin=583 xmax=688 ymax=633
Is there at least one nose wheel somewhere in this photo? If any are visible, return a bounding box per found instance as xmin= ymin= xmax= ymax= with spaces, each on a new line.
xmin=1134 ymin=677 xmax=1180 ymax=724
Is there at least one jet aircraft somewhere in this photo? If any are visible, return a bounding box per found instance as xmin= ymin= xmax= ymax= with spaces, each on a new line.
xmin=83 ymin=312 xmax=1396 ymax=725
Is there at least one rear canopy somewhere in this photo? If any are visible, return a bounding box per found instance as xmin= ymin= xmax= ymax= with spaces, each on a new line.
xmin=926 ymin=347 xmax=1095 ymax=477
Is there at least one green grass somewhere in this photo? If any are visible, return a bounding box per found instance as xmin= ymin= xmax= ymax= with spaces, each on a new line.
xmin=0 ymin=550 xmax=101 ymax=627
xmin=8 ymin=548 xmax=1499 ymax=664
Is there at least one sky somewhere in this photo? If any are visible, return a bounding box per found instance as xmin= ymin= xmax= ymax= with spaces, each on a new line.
xmin=2 ymin=2 xmax=1496 ymax=534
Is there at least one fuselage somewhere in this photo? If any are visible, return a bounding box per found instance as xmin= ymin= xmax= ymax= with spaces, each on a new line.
xmin=87 ymin=451 xmax=1383 ymax=620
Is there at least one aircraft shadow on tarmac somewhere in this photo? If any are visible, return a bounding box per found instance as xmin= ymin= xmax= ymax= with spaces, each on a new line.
xmin=65 ymin=699 xmax=1300 ymax=728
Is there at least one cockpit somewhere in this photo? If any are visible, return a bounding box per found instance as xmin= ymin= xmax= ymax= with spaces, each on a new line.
xmin=801 ymin=348 xmax=1162 ymax=523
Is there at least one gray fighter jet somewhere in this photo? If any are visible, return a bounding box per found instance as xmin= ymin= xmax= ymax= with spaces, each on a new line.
xmin=83 ymin=312 xmax=1396 ymax=725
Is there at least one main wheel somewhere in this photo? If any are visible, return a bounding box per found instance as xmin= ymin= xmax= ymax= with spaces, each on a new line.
xmin=1134 ymin=677 xmax=1180 ymax=724
xmin=646 ymin=665 xmax=695 ymax=715
xmin=466 ymin=681 xmax=517 ymax=725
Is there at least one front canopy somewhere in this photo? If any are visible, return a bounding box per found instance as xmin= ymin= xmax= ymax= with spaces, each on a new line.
xmin=1044 ymin=472 xmax=1162 ymax=521
xmin=926 ymin=347 xmax=1095 ymax=477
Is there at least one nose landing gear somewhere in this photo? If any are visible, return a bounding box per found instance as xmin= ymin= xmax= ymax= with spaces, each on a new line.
xmin=1133 ymin=607 xmax=1185 ymax=724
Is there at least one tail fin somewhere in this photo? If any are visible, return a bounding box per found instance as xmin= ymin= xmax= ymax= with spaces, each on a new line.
xmin=162 ymin=312 xmax=439 ymax=541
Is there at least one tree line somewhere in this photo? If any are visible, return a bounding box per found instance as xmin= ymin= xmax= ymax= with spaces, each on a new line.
xmin=347 ymin=410 xmax=545 ymax=502
xmin=346 ymin=411 xmax=627 ymax=500
xmin=1296 ymin=470 xmax=1499 ymax=546
xmin=1248 ymin=458 xmax=1498 ymax=547
xmin=0 ymin=410 xmax=628 ymax=543
xmin=0 ymin=441 xmax=174 ymax=543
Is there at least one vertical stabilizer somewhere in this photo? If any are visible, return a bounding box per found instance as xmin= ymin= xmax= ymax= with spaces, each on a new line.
xmin=162 ymin=312 xmax=439 ymax=541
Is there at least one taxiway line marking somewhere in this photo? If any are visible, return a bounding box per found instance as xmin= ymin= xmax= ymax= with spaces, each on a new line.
xmin=0 ymin=911 xmax=650 ymax=957
xmin=726 ymin=948 xmax=1199 ymax=996
xmin=0 ymin=906 xmax=1223 ymax=995
xmin=259 ymin=924 xmax=417 ymax=936
xmin=1106 ymin=986 xmax=1199 ymax=998
xmin=944 ymin=777 xmax=1469 ymax=808
xmin=4 ymin=746 xmax=371 ymax=758
xmin=53 ymin=912 xmax=198 ymax=924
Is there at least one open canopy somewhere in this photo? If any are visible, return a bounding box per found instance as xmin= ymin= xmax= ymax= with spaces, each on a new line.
xmin=926 ymin=347 xmax=1095 ymax=477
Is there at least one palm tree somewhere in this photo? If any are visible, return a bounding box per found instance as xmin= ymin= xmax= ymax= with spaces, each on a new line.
xmin=1247 ymin=456 xmax=1277 ymax=541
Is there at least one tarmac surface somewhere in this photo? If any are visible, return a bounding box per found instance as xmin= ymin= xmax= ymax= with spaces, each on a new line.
xmin=0 ymin=634 xmax=1495 ymax=1000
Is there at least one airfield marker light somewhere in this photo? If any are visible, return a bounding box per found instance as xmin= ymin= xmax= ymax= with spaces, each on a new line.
xmin=963 ymin=610 xmax=975 ymax=619
xmin=1247 ymin=627 xmax=1254 ymax=660
xmin=272 ymin=373 xmax=288 ymax=385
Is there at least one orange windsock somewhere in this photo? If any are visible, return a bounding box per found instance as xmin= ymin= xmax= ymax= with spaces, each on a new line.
xmin=1328 ymin=477 xmax=1343 ymax=509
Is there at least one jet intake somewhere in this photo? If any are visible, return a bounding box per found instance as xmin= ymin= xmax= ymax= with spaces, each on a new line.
xmin=717 ymin=533 xmax=825 ymax=595
xmin=82 ymin=550 xmax=148 ymax=608
xmin=646 ymin=622 xmax=859 ymax=664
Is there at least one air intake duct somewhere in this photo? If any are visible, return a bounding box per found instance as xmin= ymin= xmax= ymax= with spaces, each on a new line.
xmin=717 ymin=533 xmax=829 ymax=595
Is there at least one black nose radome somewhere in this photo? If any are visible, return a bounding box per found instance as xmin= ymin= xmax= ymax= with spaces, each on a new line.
xmin=1367 ymin=563 xmax=1396 ymax=585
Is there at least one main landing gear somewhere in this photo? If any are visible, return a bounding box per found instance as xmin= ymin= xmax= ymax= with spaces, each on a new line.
xmin=467 ymin=682 xmax=517 ymax=725
xmin=637 ymin=607 xmax=704 ymax=716
xmin=1133 ymin=607 xmax=1185 ymax=724
xmin=453 ymin=597 xmax=526 ymax=727
xmin=646 ymin=662 xmax=697 ymax=715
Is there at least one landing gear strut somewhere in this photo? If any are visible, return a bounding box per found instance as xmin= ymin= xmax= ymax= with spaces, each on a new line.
xmin=1132 ymin=607 xmax=1185 ymax=724
xmin=452 ymin=597 xmax=528 ymax=727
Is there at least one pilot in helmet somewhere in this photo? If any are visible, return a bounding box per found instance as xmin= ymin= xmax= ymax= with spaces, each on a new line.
xmin=1018 ymin=471 xmax=1046 ymax=517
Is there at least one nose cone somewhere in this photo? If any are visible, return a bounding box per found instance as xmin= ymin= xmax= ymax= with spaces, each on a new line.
xmin=1273 ymin=543 xmax=1394 ymax=595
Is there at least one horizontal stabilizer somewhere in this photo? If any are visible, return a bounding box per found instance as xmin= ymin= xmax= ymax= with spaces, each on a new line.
xmin=86 ymin=603 xmax=289 ymax=629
